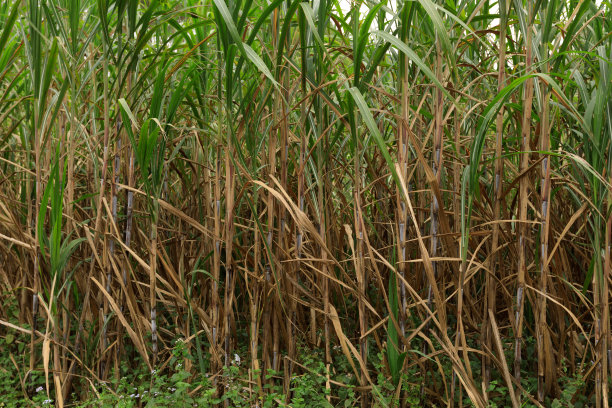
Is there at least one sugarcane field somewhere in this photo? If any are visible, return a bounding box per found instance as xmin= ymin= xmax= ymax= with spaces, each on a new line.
xmin=0 ymin=0 xmax=610 ymax=407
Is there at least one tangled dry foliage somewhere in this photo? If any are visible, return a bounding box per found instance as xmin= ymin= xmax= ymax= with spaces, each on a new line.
xmin=0 ymin=0 xmax=611 ymax=406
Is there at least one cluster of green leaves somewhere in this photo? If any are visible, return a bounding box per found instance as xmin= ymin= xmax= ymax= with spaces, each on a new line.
xmin=77 ymin=339 xmax=216 ymax=407
xmin=0 ymin=296 xmax=45 ymax=408
xmin=76 ymin=338 xmax=354 ymax=407
xmin=69 ymin=338 xmax=426 ymax=407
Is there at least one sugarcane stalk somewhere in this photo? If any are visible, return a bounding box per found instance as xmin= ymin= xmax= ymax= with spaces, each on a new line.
xmin=397 ymin=0 xmax=411 ymax=341
xmin=223 ymin=139 xmax=235 ymax=370
xmin=515 ymin=1 xmax=534 ymax=401
xmin=484 ymin=0 xmax=508 ymax=398
xmin=604 ymin=204 xmax=611 ymax=406
xmin=150 ymin=198 xmax=159 ymax=364
xmin=101 ymin=121 xmax=121 ymax=378
xmin=537 ymin=83 xmax=551 ymax=403
xmin=212 ymin=143 xmax=222 ymax=374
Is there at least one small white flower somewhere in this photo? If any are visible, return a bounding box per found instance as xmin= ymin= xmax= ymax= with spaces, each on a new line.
xmin=233 ymin=353 xmax=241 ymax=366
xmin=151 ymin=369 xmax=157 ymax=375
xmin=42 ymin=400 xmax=53 ymax=405
xmin=36 ymin=386 xmax=44 ymax=393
